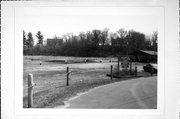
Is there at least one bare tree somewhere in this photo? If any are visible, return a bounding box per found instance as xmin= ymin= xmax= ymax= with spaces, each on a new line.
xmin=92 ymin=30 xmax=102 ymax=46
xmin=151 ymin=31 xmax=158 ymax=51
xmin=117 ymin=28 xmax=128 ymax=39
xmin=101 ymin=28 xmax=109 ymax=45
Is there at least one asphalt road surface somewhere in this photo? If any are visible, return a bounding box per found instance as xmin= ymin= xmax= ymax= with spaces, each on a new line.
xmin=58 ymin=76 xmax=157 ymax=109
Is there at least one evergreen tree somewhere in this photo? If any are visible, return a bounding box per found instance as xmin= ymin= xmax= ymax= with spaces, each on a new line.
xmin=26 ymin=32 xmax=34 ymax=48
xmin=23 ymin=30 xmax=26 ymax=46
xmin=36 ymin=31 xmax=43 ymax=45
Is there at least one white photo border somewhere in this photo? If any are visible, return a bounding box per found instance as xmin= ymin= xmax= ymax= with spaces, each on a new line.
xmin=2 ymin=0 xmax=179 ymax=119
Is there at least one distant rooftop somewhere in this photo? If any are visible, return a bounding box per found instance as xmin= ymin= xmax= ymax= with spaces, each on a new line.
xmin=139 ymin=50 xmax=157 ymax=55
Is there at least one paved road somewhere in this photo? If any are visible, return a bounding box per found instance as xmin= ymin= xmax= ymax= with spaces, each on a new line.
xmin=58 ymin=76 xmax=157 ymax=109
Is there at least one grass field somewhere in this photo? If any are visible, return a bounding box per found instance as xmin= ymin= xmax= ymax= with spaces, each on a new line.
xmin=23 ymin=56 xmax=149 ymax=108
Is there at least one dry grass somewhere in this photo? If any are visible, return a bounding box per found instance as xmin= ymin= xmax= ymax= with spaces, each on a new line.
xmin=23 ymin=56 xmax=152 ymax=108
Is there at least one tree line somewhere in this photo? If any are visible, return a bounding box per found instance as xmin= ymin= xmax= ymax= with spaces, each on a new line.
xmin=23 ymin=28 xmax=158 ymax=57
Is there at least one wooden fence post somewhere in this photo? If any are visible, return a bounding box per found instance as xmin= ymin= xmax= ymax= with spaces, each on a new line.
xmin=151 ymin=68 xmax=153 ymax=76
xmin=111 ymin=65 xmax=113 ymax=80
xmin=28 ymin=73 xmax=34 ymax=108
xmin=135 ymin=66 xmax=137 ymax=77
xmin=130 ymin=58 xmax=132 ymax=74
xmin=118 ymin=57 xmax=120 ymax=75
xmin=67 ymin=67 xmax=69 ymax=86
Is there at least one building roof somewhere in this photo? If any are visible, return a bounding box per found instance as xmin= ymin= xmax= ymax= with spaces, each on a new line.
xmin=139 ymin=50 xmax=157 ymax=55
xmin=129 ymin=50 xmax=157 ymax=56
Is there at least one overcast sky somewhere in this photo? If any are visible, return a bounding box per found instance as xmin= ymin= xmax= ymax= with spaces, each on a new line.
xmin=22 ymin=7 xmax=163 ymax=42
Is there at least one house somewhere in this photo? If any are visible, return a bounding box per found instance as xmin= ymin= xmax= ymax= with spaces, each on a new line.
xmin=129 ymin=50 xmax=157 ymax=63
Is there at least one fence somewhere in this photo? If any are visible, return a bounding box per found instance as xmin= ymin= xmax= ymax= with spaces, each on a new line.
xmin=26 ymin=65 xmax=139 ymax=108
xmin=27 ymin=66 xmax=72 ymax=108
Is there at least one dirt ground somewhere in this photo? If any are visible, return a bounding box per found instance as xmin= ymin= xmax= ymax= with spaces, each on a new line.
xmin=23 ymin=56 xmax=147 ymax=108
